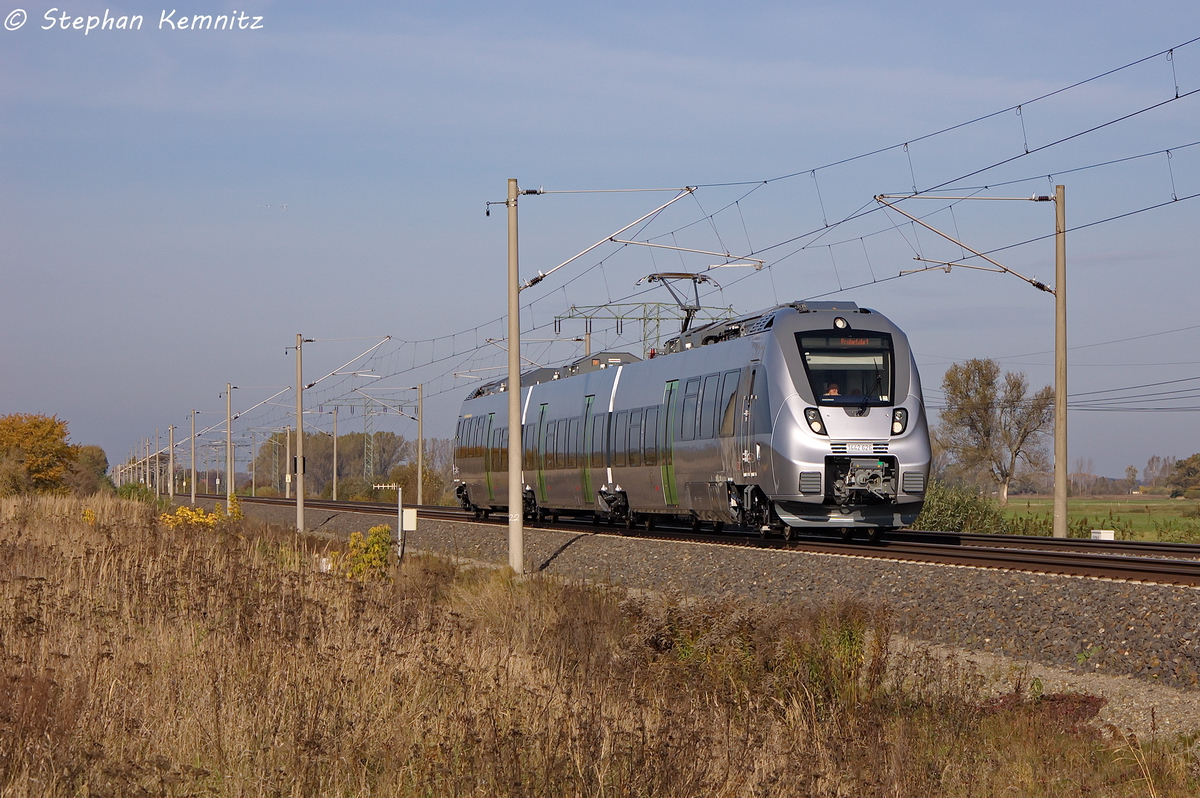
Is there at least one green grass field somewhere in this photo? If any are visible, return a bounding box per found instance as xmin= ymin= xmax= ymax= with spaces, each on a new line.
xmin=1004 ymin=495 xmax=1200 ymax=541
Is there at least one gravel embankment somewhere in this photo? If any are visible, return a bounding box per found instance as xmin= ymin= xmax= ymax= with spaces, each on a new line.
xmin=238 ymin=501 xmax=1200 ymax=735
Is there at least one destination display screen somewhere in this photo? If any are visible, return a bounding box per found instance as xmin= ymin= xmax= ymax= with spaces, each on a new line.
xmin=799 ymin=335 xmax=890 ymax=349
xmin=796 ymin=331 xmax=895 ymax=406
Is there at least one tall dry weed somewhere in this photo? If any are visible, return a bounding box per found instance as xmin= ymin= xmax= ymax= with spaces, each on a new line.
xmin=0 ymin=494 xmax=1196 ymax=796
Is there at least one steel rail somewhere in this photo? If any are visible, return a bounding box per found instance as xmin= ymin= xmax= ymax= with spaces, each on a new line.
xmin=205 ymin=495 xmax=1200 ymax=587
xmin=894 ymin=529 xmax=1200 ymax=558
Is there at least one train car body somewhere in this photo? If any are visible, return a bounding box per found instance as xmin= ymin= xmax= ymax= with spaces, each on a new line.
xmin=453 ymin=301 xmax=930 ymax=536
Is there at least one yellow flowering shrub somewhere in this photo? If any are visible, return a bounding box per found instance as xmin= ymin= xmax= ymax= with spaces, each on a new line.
xmin=81 ymin=508 xmax=96 ymax=526
xmin=332 ymin=524 xmax=393 ymax=581
xmin=159 ymin=505 xmax=222 ymax=530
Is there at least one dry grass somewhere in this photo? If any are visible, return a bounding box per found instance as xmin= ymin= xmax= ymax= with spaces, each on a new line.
xmin=2 ymin=494 xmax=1198 ymax=796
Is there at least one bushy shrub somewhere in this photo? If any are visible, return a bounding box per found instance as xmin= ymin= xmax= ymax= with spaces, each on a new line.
xmin=912 ymin=480 xmax=1008 ymax=534
xmin=116 ymin=482 xmax=156 ymax=503
xmin=333 ymin=524 xmax=393 ymax=580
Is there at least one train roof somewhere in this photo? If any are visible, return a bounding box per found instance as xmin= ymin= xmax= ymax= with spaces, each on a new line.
xmin=464 ymin=301 xmax=882 ymax=400
xmin=467 ymin=351 xmax=642 ymax=399
xmin=661 ymin=300 xmax=873 ymax=354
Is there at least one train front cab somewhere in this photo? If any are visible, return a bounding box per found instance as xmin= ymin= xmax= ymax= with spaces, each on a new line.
xmin=764 ymin=310 xmax=930 ymax=533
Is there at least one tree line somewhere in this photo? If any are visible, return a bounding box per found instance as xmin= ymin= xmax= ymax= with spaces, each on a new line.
xmin=0 ymin=413 xmax=113 ymax=497
xmin=246 ymin=430 xmax=457 ymax=504
xmin=934 ymin=359 xmax=1200 ymax=501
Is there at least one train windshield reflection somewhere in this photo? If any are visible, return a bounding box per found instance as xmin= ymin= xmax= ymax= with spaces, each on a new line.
xmin=797 ymin=332 xmax=894 ymax=406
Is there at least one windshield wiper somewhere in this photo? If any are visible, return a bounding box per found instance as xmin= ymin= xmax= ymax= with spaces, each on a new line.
xmin=860 ymin=373 xmax=882 ymax=412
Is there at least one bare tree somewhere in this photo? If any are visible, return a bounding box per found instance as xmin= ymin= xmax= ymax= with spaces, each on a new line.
xmin=937 ymin=358 xmax=1054 ymax=505
xmin=1143 ymin=455 xmax=1177 ymax=488
xmin=1071 ymin=456 xmax=1096 ymax=496
xmin=1124 ymin=465 xmax=1139 ymax=494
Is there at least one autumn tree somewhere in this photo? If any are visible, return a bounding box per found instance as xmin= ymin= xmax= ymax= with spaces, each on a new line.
xmin=1166 ymin=453 xmax=1200 ymax=497
xmin=0 ymin=413 xmax=79 ymax=495
xmin=64 ymin=444 xmax=115 ymax=495
xmin=936 ymin=358 xmax=1054 ymax=505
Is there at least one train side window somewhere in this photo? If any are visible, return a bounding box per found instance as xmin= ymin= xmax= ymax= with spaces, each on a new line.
xmin=628 ymin=410 xmax=642 ymax=467
xmin=566 ymin=418 xmax=579 ymax=468
xmin=455 ymin=419 xmax=464 ymax=456
xmin=545 ymin=421 xmax=557 ymax=470
xmin=499 ymin=428 xmax=508 ymax=471
xmin=557 ymin=419 xmax=569 ymax=470
xmin=699 ymin=373 xmax=720 ymax=439
xmin=718 ymin=370 xmax=740 ymax=437
xmin=589 ymin=415 xmax=605 ymax=468
xmin=613 ymin=411 xmax=629 ymax=466
xmin=644 ymin=407 xmax=659 ymax=465
xmin=680 ymin=378 xmax=700 ymax=441
xmin=524 ymin=423 xmax=536 ymax=466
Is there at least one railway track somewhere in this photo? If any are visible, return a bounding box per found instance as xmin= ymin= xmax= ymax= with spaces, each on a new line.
xmin=194 ymin=494 xmax=1200 ymax=587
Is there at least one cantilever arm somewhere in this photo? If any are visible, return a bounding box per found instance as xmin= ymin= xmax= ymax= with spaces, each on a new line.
xmin=874 ymin=195 xmax=1055 ymax=296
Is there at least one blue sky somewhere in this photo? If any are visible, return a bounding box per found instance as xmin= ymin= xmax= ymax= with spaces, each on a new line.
xmin=3 ymin=0 xmax=1199 ymax=478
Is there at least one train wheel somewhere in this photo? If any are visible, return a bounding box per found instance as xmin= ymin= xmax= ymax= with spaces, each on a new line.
xmin=840 ymin=527 xmax=853 ymax=542
xmin=691 ymin=517 xmax=702 ymax=533
xmin=621 ymin=513 xmax=638 ymax=535
xmin=643 ymin=515 xmax=655 ymax=532
xmin=473 ymin=509 xmax=483 ymax=521
xmin=868 ymin=527 xmax=890 ymax=544
xmin=780 ymin=524 xmax=796 ymax=542
xmin=713 ymin=521 xmax=724 ymax=534
xmin=550 ymin=511 xmax=560 ymax=523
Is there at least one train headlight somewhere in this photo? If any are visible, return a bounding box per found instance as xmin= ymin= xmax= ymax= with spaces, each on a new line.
xmin=891 ymin=408 xmax=908 ymax=435
xmin=804 ymin=408 xmax=827 ymax=435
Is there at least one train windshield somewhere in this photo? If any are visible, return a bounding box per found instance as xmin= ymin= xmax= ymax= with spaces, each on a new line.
xmin=796 ymin=332 xmax=894 ymax=407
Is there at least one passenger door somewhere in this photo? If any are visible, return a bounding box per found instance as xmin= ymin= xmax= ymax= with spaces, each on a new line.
xmin=660 ymin=380 xmax=679 ymax=505
xmin=581 ymin=395 xmax=594 ymax=501
xmin=483 ymin=413 xmax=495 ymax=501
xmin=739 ymin=368 xmax=760 ymax=479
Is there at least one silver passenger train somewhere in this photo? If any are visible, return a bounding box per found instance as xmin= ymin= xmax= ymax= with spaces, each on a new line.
xmin=453 ymin=301 xmax=930 ymax=539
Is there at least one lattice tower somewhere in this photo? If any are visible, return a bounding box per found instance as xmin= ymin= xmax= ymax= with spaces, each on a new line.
xmin=554 ymin=302 xmax=737 ymax=357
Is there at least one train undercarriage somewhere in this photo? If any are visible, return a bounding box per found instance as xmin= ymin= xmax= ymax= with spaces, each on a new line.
xmin=455 ymin=478 xmax=916 ymax=543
